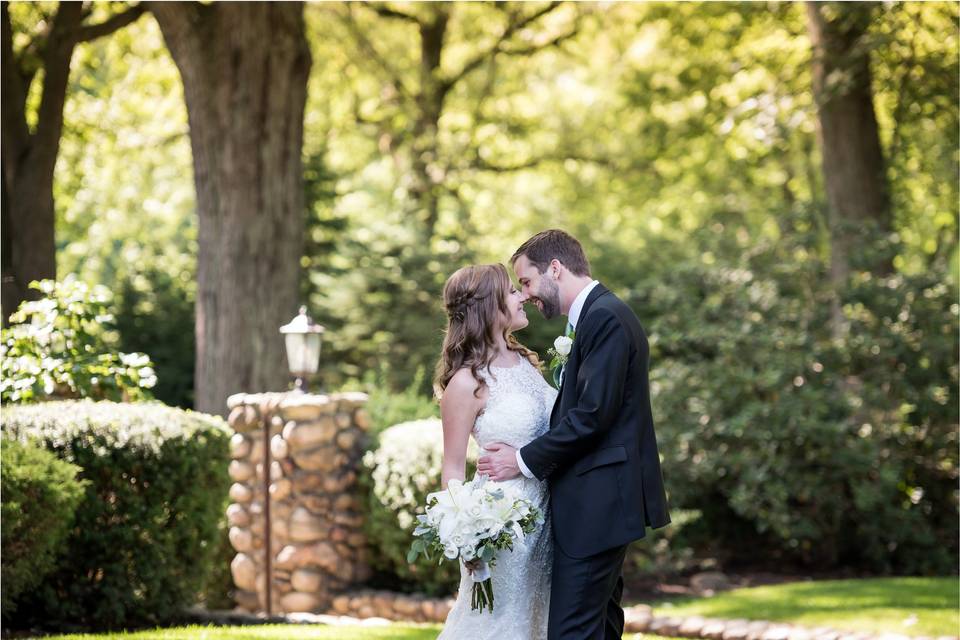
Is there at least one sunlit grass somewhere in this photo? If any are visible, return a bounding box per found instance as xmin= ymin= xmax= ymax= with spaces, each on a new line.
xmin=29 ymin=624 xmax=441 ymax=640
xmin=30 ymin=625 xmax=674 ymax=640
xmin=30 ymin=578 xmax=960 ymax=639
xmin=649 ymin=576 xmax=959 ymax=637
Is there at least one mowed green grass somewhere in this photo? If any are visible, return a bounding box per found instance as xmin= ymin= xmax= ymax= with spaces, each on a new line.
xmin=30 ymin=624 xmax=441 ymax=640
xmin=30 ymin=577 xmax=959 ymax=639
xmin=30 ymin=624 xmax=675 ymax=640
xmin=650 ymin=576 xmax=959 ymax=637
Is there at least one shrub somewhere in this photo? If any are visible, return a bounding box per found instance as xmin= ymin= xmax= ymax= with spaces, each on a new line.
xmin=361 ymin=418 xmax=476 ymax=595
xmin=1 ymin=278 xmax=156 ymax=404
xmin=3 ymin=401 xmax=231 ymax=629
xmin=1 ymin=439 xmax=87 ymax=619
xmin=361 ymin=368 xmax=439 ymax=434
xmin=634 ymin=225 xmax=958 ymax=573
xmin=113 ymin=266 xmax=195 ymax=409
xmin=625 ymin=509 xmax=702 ymax=580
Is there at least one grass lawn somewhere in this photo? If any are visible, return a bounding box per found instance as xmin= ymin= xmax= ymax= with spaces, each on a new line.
xmin=30 ymin=624 xmax=673 ymax=640
xmin=30 ymin=577 xmax=958 ymax=639
xmin=30 ymin=625 xmax=442 ymax=640
xmin=650 ymin=576 xmax=959 ymax=637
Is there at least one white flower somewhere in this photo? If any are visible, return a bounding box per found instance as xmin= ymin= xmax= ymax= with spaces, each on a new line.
xmin=553 ymin=335 xmax=573 ymax=357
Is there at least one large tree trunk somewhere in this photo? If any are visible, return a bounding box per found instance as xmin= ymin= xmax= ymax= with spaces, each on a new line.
xmin=1 ymin=2 xmax=144 ymax=322
xmin=2 ymin=2 xmax=79 ymax=320
xmin=150 ymin=2 xmax=310 ymax=415
xmin=410 ymin=5 xmax=449 ymax=236
xmin=806 ymin=1 xmax=892 ymax=288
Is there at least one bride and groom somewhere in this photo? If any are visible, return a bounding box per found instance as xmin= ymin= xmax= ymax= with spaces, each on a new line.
xmin=432 ymin=229 xmax=671 ymax=639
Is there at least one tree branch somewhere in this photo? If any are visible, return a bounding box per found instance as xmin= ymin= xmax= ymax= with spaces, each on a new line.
xmin=368 ymin=2 xmax=421 ymax=25
xmin=339 ymin=4 xmax=416 ymax=106
xmin=73 ymin=5 xmax=145 ymax=44
xmin=499 ymin=24 xmax=579 ymax=57
xmin=439 ymin=1 xmax=564 ymax=94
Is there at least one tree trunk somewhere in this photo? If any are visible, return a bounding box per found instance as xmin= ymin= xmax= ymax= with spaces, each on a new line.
xmin=1 ymin=1 xmax=80 ymax=320
xmin=410 ymin=5 xmax=449 ymax=236
xmin=150 ymin=2 xmax=311 ymax=416
xmin=806 ymin=1 xmax=892 ymax=288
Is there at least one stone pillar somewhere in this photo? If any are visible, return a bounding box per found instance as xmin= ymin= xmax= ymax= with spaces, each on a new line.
xmin=226 ymin=391 xmax=372 ymax=614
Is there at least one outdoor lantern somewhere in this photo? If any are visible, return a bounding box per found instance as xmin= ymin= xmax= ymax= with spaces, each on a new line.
xmin=279 ymin=306 xmax=325 ymax=393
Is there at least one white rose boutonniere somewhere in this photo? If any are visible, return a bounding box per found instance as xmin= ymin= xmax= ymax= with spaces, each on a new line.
xmin=547 ymin=329 xmax=575 ymax=387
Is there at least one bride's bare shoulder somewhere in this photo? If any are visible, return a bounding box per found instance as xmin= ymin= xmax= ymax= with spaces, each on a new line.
xmin=445 ymin=367 xmax=485 ymax=398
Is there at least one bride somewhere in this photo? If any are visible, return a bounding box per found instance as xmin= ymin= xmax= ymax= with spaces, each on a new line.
xmin=433 ymin=263 xmax=556 ymax=639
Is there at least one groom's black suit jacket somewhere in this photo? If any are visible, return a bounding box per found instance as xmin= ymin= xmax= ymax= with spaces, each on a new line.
xmin=520 ymin=284 xmax=670 ymax=559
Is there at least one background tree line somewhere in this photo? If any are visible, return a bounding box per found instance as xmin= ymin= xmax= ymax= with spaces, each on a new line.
xmin=3 ymin=1 xmax=957 ymax=573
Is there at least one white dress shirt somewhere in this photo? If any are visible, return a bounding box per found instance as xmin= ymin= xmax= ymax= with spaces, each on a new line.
xmin=516 ymin=280 xmax=600 ymax=479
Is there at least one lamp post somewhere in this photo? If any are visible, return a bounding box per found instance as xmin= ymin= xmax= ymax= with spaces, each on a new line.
xmin=264 ymin=306 xmax=323 ymax=615
xmin=279 ymin=306 xmax=324 ymax=393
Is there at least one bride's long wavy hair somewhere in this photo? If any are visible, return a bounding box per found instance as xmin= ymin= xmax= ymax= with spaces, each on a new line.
xmin=434 ymin=263 xmax=539 ymax=399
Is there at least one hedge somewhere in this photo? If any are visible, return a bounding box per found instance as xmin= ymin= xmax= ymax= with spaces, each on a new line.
xmin=1 ymin=439 xmax=87 ymax=619
xmin=3 ymin=400 xmax=231 ymax=630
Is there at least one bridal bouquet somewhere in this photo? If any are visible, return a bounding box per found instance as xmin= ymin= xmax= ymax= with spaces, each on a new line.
xmin=407 ymin=475 xmax=543 ymax=613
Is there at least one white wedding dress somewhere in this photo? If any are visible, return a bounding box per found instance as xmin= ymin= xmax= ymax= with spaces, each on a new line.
xmin=438 ymin=355 xmax=557 ymax=640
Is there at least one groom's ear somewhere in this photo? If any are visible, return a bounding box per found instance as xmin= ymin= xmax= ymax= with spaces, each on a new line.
xmin=549 ymin=258 xmax=563 ymax=278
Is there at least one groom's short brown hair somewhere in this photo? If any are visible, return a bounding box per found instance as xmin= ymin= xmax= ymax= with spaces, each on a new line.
xmin=511 ymin=229 xmax=591 ymax=277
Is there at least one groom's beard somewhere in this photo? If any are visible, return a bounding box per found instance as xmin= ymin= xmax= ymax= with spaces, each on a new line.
xmin=533 ymin=278 xmax=561 ymax=319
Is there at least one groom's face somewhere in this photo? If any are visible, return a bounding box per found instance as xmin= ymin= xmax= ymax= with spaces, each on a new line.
xmin=513 ymin=255 xmax=561 ymax=320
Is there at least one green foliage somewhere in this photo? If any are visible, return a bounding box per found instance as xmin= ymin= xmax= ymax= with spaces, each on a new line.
xmin=637 ymin=221 xmax=958 ymax=573
xmin=113 ymin=267 xmax=195 ymax=408
xmin=195 ymin=519 xmax=235 ymax=611
xmin=357 ymin=367 xmax=439 ymax=434
xmin=1 ymin=439 xmax=87 ymax=619
xmin=1 ymin=279 xmax=157 ymax=404
xmin=361 ymin=419 xmax=476 ymax=595
xmin=625 ymin=509 xmax=702 ymax=580
xmin=56 ymin=16 xmax=197 ymax=409
xmin=3 ymin=401 xmax=231 ymax=630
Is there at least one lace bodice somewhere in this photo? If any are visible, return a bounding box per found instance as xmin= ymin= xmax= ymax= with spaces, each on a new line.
xmin=438 ymin=355 xmax=557 ymax=640
xmin=473 ymin=355 xmax=557 ymax=449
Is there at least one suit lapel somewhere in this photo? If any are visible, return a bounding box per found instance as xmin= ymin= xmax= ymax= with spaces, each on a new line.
xmin=549 ymin=283 xmax=610 ymax=427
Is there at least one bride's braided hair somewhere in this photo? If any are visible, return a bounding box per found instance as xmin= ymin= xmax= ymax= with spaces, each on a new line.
xmin=434 ymin=264 xmax=539 ymax=399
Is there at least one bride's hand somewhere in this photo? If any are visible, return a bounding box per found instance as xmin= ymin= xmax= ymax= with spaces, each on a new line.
xmin=463 ymin=559 xmax=482 ymax=575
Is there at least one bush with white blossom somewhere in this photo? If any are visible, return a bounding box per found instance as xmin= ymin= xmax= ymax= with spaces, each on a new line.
xmin=361 ymin=418 xmax=478 ymax=594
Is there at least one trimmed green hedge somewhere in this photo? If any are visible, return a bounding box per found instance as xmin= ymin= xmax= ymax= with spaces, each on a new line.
xmin=3 ymin=401 xmax=231 ymax=629
xmin=1 ymin=439 xmax=87 ymax=619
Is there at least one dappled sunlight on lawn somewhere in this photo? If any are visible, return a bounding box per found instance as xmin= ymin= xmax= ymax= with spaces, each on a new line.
xmin=651 ymin=577 xmax=959 ymax=637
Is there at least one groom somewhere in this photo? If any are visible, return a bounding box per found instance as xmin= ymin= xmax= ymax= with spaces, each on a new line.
xmin=478 ymin=229 xmax=670 ymax=640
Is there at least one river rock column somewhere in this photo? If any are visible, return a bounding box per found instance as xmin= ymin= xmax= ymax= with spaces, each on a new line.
xmin=226 ymin=391 xmax=372 ymax=614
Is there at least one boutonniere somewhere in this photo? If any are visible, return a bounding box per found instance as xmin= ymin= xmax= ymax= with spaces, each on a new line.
xmin=547 ymin=329 xmax=575 ymax=388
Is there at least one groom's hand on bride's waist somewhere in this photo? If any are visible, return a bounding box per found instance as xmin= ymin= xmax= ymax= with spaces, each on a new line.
xmin=477 ymin=443 xmax=520 ymax=481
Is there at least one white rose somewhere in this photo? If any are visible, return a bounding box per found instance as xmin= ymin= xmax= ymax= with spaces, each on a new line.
xmin=553 ymin=335 xmax=573 ymax=356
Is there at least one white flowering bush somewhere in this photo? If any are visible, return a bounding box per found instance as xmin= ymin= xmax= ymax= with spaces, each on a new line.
xmin=361 ymin=418 xmax=478 ymax=594
xmin=1 ymin=279 xmax=156 ymax=404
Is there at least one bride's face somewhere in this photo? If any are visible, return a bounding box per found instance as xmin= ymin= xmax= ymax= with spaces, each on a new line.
xmin=503 ymin=284 xmax=529 ymax=332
